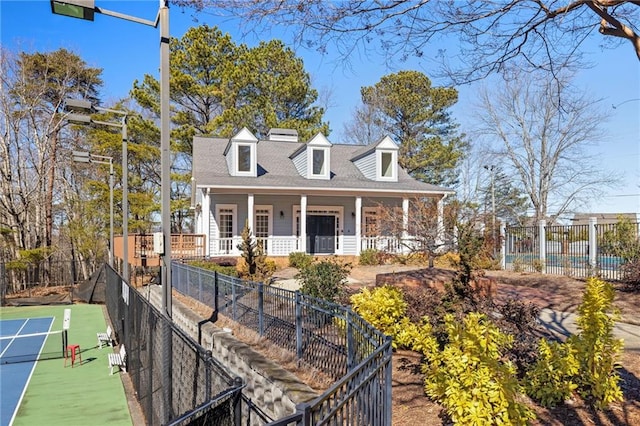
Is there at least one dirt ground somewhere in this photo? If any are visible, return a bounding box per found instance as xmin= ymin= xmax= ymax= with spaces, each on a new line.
xmin=351 ymin=266 xmax=640 ymax=426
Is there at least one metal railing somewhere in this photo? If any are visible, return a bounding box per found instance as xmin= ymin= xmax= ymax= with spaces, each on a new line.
xmin=172 ymin=262 xmax=393 ymax=425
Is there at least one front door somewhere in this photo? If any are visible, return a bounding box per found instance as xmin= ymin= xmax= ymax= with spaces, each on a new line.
xmin=306 ymin=215 xmax=335 ymax=254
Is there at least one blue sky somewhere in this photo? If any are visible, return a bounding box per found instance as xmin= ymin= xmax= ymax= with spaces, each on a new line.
xmin=2 ymin=0 xmax=638 ymax=215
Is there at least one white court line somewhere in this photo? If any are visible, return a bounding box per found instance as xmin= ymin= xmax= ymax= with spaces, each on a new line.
xmin=0 ymin=319 xmax=31 ymax=358
xmin=7 ymin=316 xmax=55 ymax=426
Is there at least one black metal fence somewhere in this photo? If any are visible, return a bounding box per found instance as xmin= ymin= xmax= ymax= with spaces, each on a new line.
xmin=105 ymin=265 xmax=243 ymax=425
xmin=503 ymin=220 xmax=639 ymax=280
xmin=172 ymin=262 xmax=393 ymax=426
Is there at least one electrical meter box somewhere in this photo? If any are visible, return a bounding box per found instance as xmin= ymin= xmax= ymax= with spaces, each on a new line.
xmin=153 ymin=232 xmax=164 ymax=255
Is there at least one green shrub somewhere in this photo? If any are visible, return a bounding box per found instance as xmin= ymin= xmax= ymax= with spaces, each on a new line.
xmin=568 ymin=277 xmax=623 ymax=408
xmin=359 ymin=248 xmax=382 ymax=265
xmin=296 ymin=257 xmax=351 ymax=303
xmin=350 ymin=285 xmax=407 ymax=337
xmin=423 ymin=312 xmax=535 ymax=425
xmin=393 ymin=316 xmax=439 ymax=355
xmin=525 ymin=339 xmax=579 ymax=407
xmin=188 ymin=260 xmax=238 ymax=277
xmin=288 ymin=252 xmax=313 ymax=269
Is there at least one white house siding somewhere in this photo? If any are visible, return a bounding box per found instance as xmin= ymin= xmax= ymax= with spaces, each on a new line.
xmin=291 ymin=150 xmax=307 ymax=177
xmin=353 ymin=154 xmax=376 ymax=180
xmin=225 ymin=144 xmax=234 ymax=175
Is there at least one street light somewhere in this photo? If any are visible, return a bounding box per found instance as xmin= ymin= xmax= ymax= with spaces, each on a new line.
xmin=51 ymin=0 xmax=171 ymax=317
xmin=64 ymin=99 xmax=129 ymax=281
xmin=73 ymin=151 xmax=114 ymax=268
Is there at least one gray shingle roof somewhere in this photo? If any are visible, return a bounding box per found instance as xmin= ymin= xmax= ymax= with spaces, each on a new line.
xmin=192 ymin=135 xmax=454 ymax=196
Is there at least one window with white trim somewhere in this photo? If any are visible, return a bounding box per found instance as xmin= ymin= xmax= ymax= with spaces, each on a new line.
xmin=381 ymin=152 xmax=392 ymax=177
xmin=237 ymin=144 xmax=252 ymax=173
xmin=377 ymin=149 xmax=397 ymax=181
xmin=363 ymin=208 xmax=379 ymax=237
xmin=216 ymin=205 xmax=236 ymax=253
xmin=254 ymin=206 xmax=271 ymax=253
xmin=312 ymin=149 xmax=325 ymax=175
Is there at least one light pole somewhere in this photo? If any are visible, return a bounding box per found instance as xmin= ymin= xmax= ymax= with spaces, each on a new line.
xmin=64 ymin=99 xmax=128 ymax=281
xmin=51 ymin=0 xmax=171 ymax=317
xmin=73 ymin=151 xmax=114 ymax=268
xmin=484 ymin=165 xmax=496 ymax=251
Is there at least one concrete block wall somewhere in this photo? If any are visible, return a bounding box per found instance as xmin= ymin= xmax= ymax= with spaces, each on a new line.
xmin=145 ymin=285 xmax=317 ymax=424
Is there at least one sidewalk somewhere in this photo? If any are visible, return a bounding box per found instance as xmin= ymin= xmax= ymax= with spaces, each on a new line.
xmin=538 ymin=308 xmax=640 ymax=352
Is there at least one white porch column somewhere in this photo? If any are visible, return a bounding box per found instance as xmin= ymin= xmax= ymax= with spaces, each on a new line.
xmin=355 ymin=196 xmax=362 ymax=255
xmin=247 ymin=193 xmax=254 ymax=233
xmin=300 ymin=195 xmax=307 ymax=253
xmin=202 ymin=189 xmax=210 ymax=256
xmin=539 ymin=220 xmax=546 ymax=274
xmin=402 ymin=197 xmax=409 ymax=254
xmin=436 ymin=195 xmax=445 ymax=248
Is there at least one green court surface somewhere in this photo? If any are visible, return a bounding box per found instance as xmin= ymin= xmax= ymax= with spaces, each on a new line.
xmin=0 ymin=304 xmax=132 ymax=425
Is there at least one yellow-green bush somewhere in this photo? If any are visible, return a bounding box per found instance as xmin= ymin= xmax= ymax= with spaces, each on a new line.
xmin=568 ymin=277 xmax=623 ymax=408
xmin=423 ymin=313 xmax=535 ymax=425
xmin=525 ymin=339 xmax=579 ymax=407
xmin=350 ymin=285 xmax=407 ymax=339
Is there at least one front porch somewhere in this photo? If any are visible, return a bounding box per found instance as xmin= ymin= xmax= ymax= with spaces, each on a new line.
xmin=209 ymin=235 xmax=421 ymax=257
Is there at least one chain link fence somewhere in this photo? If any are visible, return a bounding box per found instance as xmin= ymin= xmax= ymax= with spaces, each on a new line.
xmin=105 ymin=265 xmax=243 ymax=425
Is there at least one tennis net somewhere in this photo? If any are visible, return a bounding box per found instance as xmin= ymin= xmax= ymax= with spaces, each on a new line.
xmin=0 ymin=330 xmax=66 ymax=364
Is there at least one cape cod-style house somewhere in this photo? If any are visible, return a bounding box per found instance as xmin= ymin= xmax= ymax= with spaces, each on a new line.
xmin=191 ymin=128 xmax=454 ymax=257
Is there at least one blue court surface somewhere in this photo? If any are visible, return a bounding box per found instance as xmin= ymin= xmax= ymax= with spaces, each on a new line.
xmin=0 ymin=317 xmax=56 ymax=426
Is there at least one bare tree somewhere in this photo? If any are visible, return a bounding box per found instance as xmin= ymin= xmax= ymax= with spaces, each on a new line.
xmin=474 ymin=70 xmax=618 ymax=222
xmin=175 ymin=1 xmax=640 ymax=82
xmin=342 ymin=102 xmax=384 ymax=145
xmin=0 ymin=47 xmax=101 ymax=269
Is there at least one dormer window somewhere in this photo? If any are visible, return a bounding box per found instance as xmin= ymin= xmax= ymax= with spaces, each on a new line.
xmin=377 ymin=149 xmax=397 ymax=181
xmin=225 ymin=127 xmax=258 ymax=177
xmin=290 ymin=132 xmax=332 ymax=180
xmin=351 ymin=135 xmax=399 ymax=182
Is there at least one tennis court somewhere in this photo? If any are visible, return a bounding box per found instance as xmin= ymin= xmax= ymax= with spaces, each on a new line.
xmin=0 ymin=304 xmax=132 ymax=425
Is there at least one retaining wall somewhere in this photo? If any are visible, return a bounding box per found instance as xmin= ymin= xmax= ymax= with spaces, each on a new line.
xmin=145 ymin=284 xmax=318 ymax=424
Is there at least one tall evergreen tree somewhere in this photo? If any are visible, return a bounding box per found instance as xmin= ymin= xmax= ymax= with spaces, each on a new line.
xmin=357 ymin=71 xmax=467 ymax=187
xmin=130 ymin=25 xmax=328 ymax=232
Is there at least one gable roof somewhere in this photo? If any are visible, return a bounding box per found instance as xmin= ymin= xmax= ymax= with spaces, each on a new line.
xmin=192 ymin=135 xmax=454 ymax=197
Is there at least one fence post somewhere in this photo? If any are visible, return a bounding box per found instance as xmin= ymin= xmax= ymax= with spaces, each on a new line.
xmin=198 ymin=268 xmax=202 ymax=301
xmin=232 ymin=278 xmax=237 ymax=321
xmin=589 ymin=217 xmax=597 ymax=274
xmin=500 ymin=220 xmax=506 ymax=270
xmin=295 ymin=291 xmax=303 ymax=361
xmin=346 ymin=309 xmax=354 ymax=370
xmin=384 ymin=336 xmax=393 ymax=426
xmin=233 ymin=377 xmax=243 ymax=426
xmin=258 ymin=282 xmax=264 ymax=336
xmin=539 ymin=220 xmax=546 ymax=274
xmin=214 ymin=271 xmax=219 ymax=314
